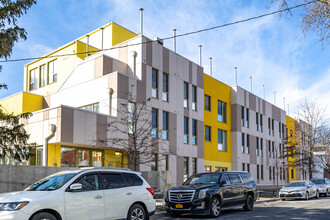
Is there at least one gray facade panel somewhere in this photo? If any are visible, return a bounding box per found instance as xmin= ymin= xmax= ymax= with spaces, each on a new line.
xmin=176 ymin=156 xmax=184 ymax=185
xmin=96 ymin=115 xmax=107 ymax=146
xmin=249 ymin=93 xmax=256 ymax=112
xmin=272 ymin=105 xmax=281 ymax=122
xmin=146 ymin=42 xmax=152 ymax=66
xmin=197 ymin=66 xmax=203 ymax=89
xmin=163 ymin=48 xmax=169 ymax=73
xmin=189 ymin=62 xmax=192 ymax=84
xmin=197 ymin=120 xmax=204 ymax=158
xmin=137 ymin=64 xmax=147 ymax=104
xmin=184 ymin=108 xmax=189 ymax=117
xmin=169 ymin=112 xmax=177 ymax=155
xmin=61 ymin=107 xmax=74 ymax=143
xmin=117 ymin=74 xmax=129 ymax=100
xmin=262 ymin=100 xmax=266 ymax=115
xmin=231 ymin=104 xmax=241 ymax=132
xmin=250 ymin=135 xmax=257 ymax=164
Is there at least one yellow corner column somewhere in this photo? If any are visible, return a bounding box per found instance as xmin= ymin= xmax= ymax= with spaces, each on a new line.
xmin=204 ymin=74 xmax=232 ymax=172
xmin=286 ymin=116 xmax=297 ymax=182
xmin=47 ymin=144 xmax=61 ymax=167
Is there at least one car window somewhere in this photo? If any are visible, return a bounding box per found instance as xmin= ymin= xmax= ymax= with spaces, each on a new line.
xmin=228 ymin=173 xmax=242 ymax=183
xmin=311 ymin=179 xmax=325 ymax=185
xmin=220 ymin=174 xmax=231 ymax=185
xmin=240 ymin=173 xmax=254 ymax=183
xmin=123 ymin=173 xmax=143 ymax=186
xmin=75 ymin=174 xmax=100 ymax=191
xmin=100 ymin=172 xmax=127 ymax=189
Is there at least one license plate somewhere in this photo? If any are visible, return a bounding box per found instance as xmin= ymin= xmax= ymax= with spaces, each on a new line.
xmin=175 ymin=204 xmax=183 ymax=208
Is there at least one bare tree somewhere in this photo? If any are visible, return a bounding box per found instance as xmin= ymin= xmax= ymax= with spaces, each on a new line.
xmin=273 ymin=0 xmax=330 ymax=44
xmin=100 ymin=92 xmax=168 ymax=171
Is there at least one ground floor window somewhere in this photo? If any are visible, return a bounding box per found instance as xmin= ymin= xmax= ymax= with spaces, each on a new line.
xmin=61 ymin=147 xmax=103 ymax=167
xmin=215 ymin=167 xmax=227 ymax=172
xmin=204 ymin=166 xmax=211 ymax=172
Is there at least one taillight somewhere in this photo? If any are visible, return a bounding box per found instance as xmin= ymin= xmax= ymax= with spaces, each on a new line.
xmin=146 ymin=188 xmax=154 ymax=195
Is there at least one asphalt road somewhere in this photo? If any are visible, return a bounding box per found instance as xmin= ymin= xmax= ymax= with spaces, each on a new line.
xmin=151 ymin=197 xmax=330 ymax=220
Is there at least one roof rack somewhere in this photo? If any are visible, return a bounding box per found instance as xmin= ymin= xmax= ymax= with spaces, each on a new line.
xmin=80 ymin=167 xmax=132 ymax=171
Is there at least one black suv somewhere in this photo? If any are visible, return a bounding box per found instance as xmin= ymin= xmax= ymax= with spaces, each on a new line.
xmin=165 ymin=171 xmax=257 ymax=218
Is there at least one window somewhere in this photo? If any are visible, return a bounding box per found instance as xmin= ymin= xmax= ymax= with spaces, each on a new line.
xmin=128 ymin=102 xmax=136 ymax=134
xmin=261 ymin=165 xmax=264 ymax=180
xmin=152 ymin=69 xmax=158 ymax=98
xmin=273 ymin=166 xmax=275 ymax=180
xmin=162 ymin=154 xmax=169 ymax=171
xmin=77 ymin=149 xmax=90 ymax=167
xmin=241 ymin=106 xmax=245 ymax=126
xmin=279 ymin=122 xmax=281 ymax=138
xmin=123 ymin=173 xmax=143 ymax=186
xmin=184 ymin=82 xmax=189 ymax=108
xmin=246 ymin=108 xmax=249 ymax=127
xmin=92 ymin=151 xmax=102 ymax=167
xmin=247 ymin=163 xmax=250 ymax=172
xmin=282 ymin=124 xmax=285 ymax=139
xmin=75 ymin=174 xmax=99 ymax=191
xmin=257 ymin=165 xmax=260 ymax=180
xmin=260 ymin=114 xmax=263 ymax=132
xmin=271 ymin=119 xmax=274 ymax=136
xmin=256 ymin=113 xmax=259 ymax=131
xmin=205 ymin=125 xmax=211 ymax=141
xmin=220 ymin=174 xmax=231 ymax=185
xmin=192 ymin=119 xmax=197 ymax=145
xmin=256 ymin=137 xmax=259 ymax=156
xmin=229 ymin=173 xmax=242 ymax=183
xmin=162 ymin=111 xmax=169 ymax=140
xmin=152 ymin=108 xmax=158 ymax=138
xmin=215 ymin=167 xmax=227 ymax=172
xmin=184 ymin=117 xmax=189 ymax=144
xmin=242 ymin=163 xmax=245 ymax=171
xmin=151 ymin=154 xmax=158 ymax=171
xmin=61 ymin=147 xmax=76 ymax=167
xmin=100 ymin=173 xmax=126 ymax=189
xmin=268 ymin=117 xmax=271 ymax=135
xmin=280 ymin=167 xmax=283 ymax=180
xmin=162 ymin=73 xmax=168 ymax=101
xmin=192 ymin=158 xmax=197 ymax=174
xmin=184 ymin=157 xmax=189 ymax=181
xmin=218 ymin=129 xmax=227 ymax=151
xmin=48 ymin=60 xmax=57 ymax=84
xmin=260 ymin=138 xmax=263 ymax=156
xmin=29 ymin=68 xmax=38 ymax=90
xmin=205 ymin=95 xmax=211 ymax=111
xmin=291 ymin=169 xmax=294 ymax=179
xmin=242 ymin=133 xmax=245 ymax=153
xmin=204 ymin=166 xmax=211 ymax=172
xmin=268 ymin=141 xmax=271 ymax=158
xmin=246 ymin=134 xmax=250 ymax=154
xmin=79 ymin=103 xmax=100 ymax=113
xmin=217 ymin=100 xmax=226 ymax=123
xmin=283 ymin=168 xmax=285 ymax=181
xmin=269 ymin=166 xmax=272 ymax=180
xmin=192 ymin=85 xmax=197 ymax=111
xmin=272 ymin=141 xmax=275 ymax=158
xmin=40 ymin=65 xmax=46 ymax=87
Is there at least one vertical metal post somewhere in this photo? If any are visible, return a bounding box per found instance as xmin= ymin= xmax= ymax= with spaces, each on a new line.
xmin=262 ymin=84 xmax=265 ymax=99
xmin=139 ymin=8 xmax=144 ymax=35
xmin=100 ymin=27 xmax=104 ymax=51
xmin=249 ymin=76 xmax=252 ymax=93
xmin=209 ymin=57 xmax=212 ymax=76
xmin=234 ymin=67 xmax=237 ymax=86
xmin=198 ymin=45 xmax=202 ymax=66
xmin=283 ymin=98 xmax=286 ymax=111
xmin=172 ymin=29 xmax=177 ymax=52
xmin=86 ymin=35 xmax=90 ymax=57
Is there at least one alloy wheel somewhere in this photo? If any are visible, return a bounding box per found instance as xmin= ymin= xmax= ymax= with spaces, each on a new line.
xmin=211 ymin=198 xmax=221 ymax=217
xmin=131 ymin=207 xmax=144 ymax=220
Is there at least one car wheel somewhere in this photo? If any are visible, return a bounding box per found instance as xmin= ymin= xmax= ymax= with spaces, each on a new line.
xmin=127 ymin=204 xmax=146 ymax=220
xmin=243 ymin=194 xmax=254 ymax=211
xmin=31 ymin=212 xmax=57 ymax=220
xmin=305 ymin=192 xmax=309 ymax=200
xmin=316 ymin=191 xmax=320 ymax=199
xmin=325 ymin=190 xmax=329 ymax=197
xmin=281 ymin=199 xmax=285 ymax=201
xmin=209 ymin=197 xmax=221 ymax=218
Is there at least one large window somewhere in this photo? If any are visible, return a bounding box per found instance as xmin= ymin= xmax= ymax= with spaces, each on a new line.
xmin=256 ymin=137 xmax=259 ymax=156
xmin=40 ymin=64 xmax=46 ymax=87
xmin=152 ymin=108 xmax=158 ymax=138
xmin=241 ymin=133 xmax=245 ymax=153
xmin=260 ymin=114 xmax=263 ymax=132
xmin=192 ymin=158 xmax=197 ymax=174
xmin=184 ymin=157 xmax=189 ymax=182
xmin=184 ymin=82 xmax=189 ymax=108
xmin=151 ymin=154 xmax=158 ymax=171
xmin=205 ymin=95 xmax=211 ymax=111
xmin=256 ymin=112 xmax=259 ymax=131
xmin=77 ymin=149 xmax=90 ymax=167
xmin=162 ymin=73 xmax=168 ymax=101
xmin=48 ymin=60 xmax=57 ymax=84
xmin=79 ymin=103 xmax=99 ymax=113
xmin=246 ymin=108 xmax=249 ymax=128
xmin=271 ymin=119 xmax=274 ymax=136
xmin=205 ymin=125 xmax=211 ymax=141
xmin=246 ymin=134 xmax=250 ymax=154
xmin=241 ymin=106 xmax=244 ymax=126
xmin=184 ymin=117 xmax=189 ymax=144
xmin=272 ymin=141 xmax=275 ymax=158
xmin=29 ymin=68 xmax=38 ymax=90
xmin=217 ymin=100 xmax=226 ymax=123
xmin=260 ymin=138 xmax=263 ymax=157
xmin=218 ymin=129 xmax=227 ymax=151
xmin=279 ymin=122 xmax=282 ymax=138
xmin=61 ymin=147 xmax=103 ymax=167
xmin=268 ymin=117 xmax=271 ymax=135
xmin=261 ymin=165 xmax=264 ymax=180
xmin=152 ymin=69 xmax=158 ymax=98
xmin=162 ymin=111 xmax=169 ymax=140
xmin=192 ymin=119 xmax=197 ymax=145
xmin=192 ymin=85 xmax=197 ymax=111
xmin=257 ymin=165 xmax=260 ymax=180
xmin=268 ymin=140 xmax=271 ymax=158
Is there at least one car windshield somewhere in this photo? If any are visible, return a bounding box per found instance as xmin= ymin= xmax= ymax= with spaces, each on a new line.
xmin=25 ymin=172 xmax=77 ymax=191
xmin=311 ymin=179 xmax=325 ymax=185
xmin=184 ymin=173 xmax=220 ymax=185
xmin=285 ymin=182 xmax=307 ymax=187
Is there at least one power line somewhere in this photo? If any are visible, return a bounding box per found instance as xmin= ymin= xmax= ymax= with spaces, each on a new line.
xmin=0 ymin=0 xmax=318 ymax=63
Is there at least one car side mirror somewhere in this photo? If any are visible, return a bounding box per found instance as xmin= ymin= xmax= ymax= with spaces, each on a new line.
xmin=219 ymin=181 xmax=226 ymax=186
xmin=69 ymin=183 xmax=82 ymax=191
xmin=307 ymin=185 xmax=312 ymax=188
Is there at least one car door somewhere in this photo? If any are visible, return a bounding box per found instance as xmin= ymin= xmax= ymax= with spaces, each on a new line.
xmin=228 ymin=173 xmax=245 ymax=204
xmin=100 ymin=172 xmax=134 ymax=219
xmin=219 ymin=174 xmax=235 ymax=207
xmin=64 ymin=172 xmax=105 ymax=220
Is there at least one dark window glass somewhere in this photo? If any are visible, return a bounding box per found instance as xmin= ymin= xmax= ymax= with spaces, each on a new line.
xmin=76 ymin=174 xmax=100 ymax=191
xmin=163 ymin=73 xmax=168 ymax=92
xmin=184 ymin=82 xmax=188 ymax=99
xmin=192 ymin=86 xmax=197 ymax=102
xmin=152 ymin=108 xmax=158 ymax=128
xmin=163 ymin=111 xmax=168 ymax=130
xmin=100 ymin=173 xmax=126 ymax=189
xmin=240 ymin=173 xmax=254 ymax=183
xmin=192 ymin=119 xmax=197 ymax=136
xmin=229 ymin=173 xmax=242 ymax=183
xmin=220 ymin=174 xmax=231 ymax=185
xmin=205 ymin=95 xmax=211 ymax=111
xmin=123 ymin=173 xmax=143 ymax=186
xmin=205 ymin=125 xmax=211 ymax=141
xmin=184 ymin=117 xmax=189 ymax=134
xmin=152 ymin=69 xmax=158 ymax=89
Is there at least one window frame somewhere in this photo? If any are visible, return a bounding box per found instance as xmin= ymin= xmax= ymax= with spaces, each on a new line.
xmin=205 ymin=95 xmax=211 ymax=111
xmin=152 ymin=68 xmax=158 ymax=99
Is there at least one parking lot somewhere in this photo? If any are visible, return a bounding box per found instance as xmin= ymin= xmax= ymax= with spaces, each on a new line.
xmin=151 ymin=197 xmax=330 ymax=220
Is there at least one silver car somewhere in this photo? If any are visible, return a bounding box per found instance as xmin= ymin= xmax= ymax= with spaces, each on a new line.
xmin=279 ymin=180 xmax=320 ymax=200
xmin=311 ymin=178 xmax=330 ymax=197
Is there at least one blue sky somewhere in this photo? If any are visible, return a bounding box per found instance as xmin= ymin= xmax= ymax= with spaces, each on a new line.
xmin=0 ymin=0 xmax=329 ymax=118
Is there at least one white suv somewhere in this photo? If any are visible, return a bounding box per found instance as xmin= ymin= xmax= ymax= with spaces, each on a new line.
xmin=0 ymin=167 xmax=156 ymax=220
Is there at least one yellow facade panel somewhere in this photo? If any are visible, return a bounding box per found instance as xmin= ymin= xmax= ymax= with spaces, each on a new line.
xmin=112 ymin=22 xmax=138 ymax=46
xmin=0 ymin=92 xmax=43 ymax=115
xmin=48 ymin=144 xmax=61 ymax=167
xmin=286 ymin=115 xmax=297 ymax=181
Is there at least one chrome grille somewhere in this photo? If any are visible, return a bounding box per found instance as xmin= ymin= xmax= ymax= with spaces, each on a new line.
xmin=169 ymin=190 xmax=195 ymax=203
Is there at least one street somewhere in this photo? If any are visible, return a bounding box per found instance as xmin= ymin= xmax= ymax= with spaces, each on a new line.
xmin=152 ymin=197 xmax=330 ymax=219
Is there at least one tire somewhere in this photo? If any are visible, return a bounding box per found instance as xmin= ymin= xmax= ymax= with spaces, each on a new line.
xmin=281 ymin=199 xmax=285 ymax=201
xmin=209 ymin=197 xmax=221 ymax=218
xmin=170 ymin=212 xmax=181 ymax=217
xmin=325 ymin=190 xmax=329 ymax=197
xmin=127 ymin=204 xmax=147 ymax=220
xmin=243 ymin=194 xmax=254 ymax=211
xmin=305 ymin=192 xmax=309 ymax=200
xmin=315 ymin=191 xmax=320 ymax=199
xmin=31 ymin=212 xmax=57 ymax=220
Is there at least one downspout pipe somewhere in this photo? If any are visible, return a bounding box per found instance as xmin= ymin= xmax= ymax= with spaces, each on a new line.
xmin=43 ymin=124 xmax=56 ymax=166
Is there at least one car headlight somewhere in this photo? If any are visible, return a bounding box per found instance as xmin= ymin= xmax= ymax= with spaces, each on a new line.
xmin=0 ymin=201 xmax=29 ymax=211
xmin=198 ymin=189 xmax=209 ymax=199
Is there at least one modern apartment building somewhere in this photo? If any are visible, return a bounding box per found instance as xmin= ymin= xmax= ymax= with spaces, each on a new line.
xmin=203 ymin=74 xmax=232 ymax=172
xmin=0 ymin=22 xmax=205 ymax=186
xmin=231 ymin=86 xmax=287 ymax=186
